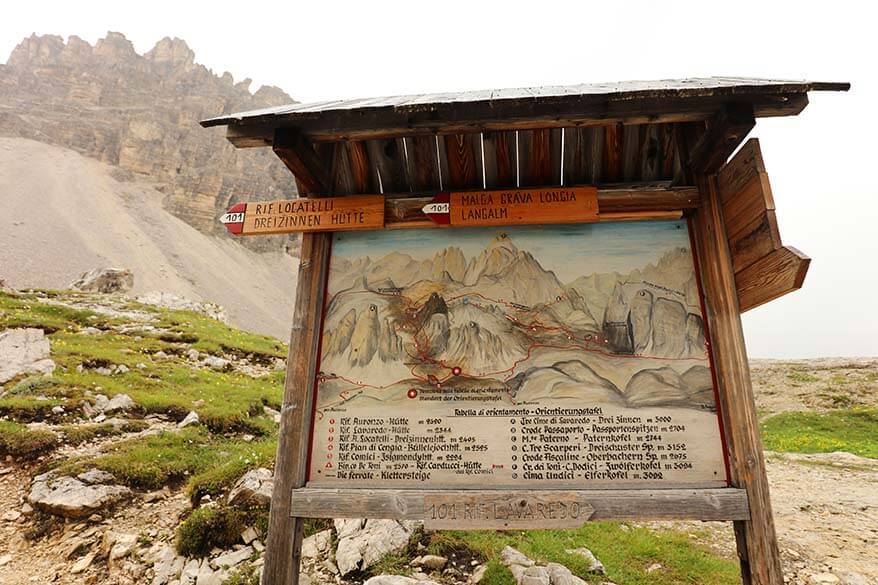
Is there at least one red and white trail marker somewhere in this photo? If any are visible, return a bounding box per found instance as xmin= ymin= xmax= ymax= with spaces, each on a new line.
xmin=421 ymin=192 xmax=451 ymax=225
xmin=220 ymin=203 xmax=246 ymax=235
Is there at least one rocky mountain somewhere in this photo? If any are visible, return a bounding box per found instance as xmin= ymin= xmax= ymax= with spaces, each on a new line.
xmin=0 ymin=32 xmax=298 ymax=251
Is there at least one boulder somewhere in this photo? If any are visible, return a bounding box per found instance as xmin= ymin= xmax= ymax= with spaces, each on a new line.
xmin=301 ymin=529 xmax=333 ymax=559
xmin=564 ymin=548 xmax=605 ymax=574
xmin=147 ymin=544 xmax=185 ymax=585
xmin=69 ymin=268 xmax=134 ymax=293
xmin=227 ymin=468 xmax=273 ymax=507
xmin=28 ymin=473 xmax=131 ymax=518
xmin=0 ymin=328 xmax=55 ymax=383
xmin=500 ymin=547 xmax=590 ymax=585
xmin=412 ymin=555 xmax=447 ymax=570
xmin=202 ymin=355 xmax=231 ymax=371
xmin=334 ymin=519 xmax=416 ymax=575
xmin=545 ymin=563 xmax=586 ymax=585
xmin=104 ymin=393 xmax=136 ymax=413
xmin=77 ymin=469 xmax=115 ymax=485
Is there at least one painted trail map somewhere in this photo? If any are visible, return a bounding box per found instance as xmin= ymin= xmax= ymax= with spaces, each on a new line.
xmin=308 ymin=220 xmax=727 ymax=488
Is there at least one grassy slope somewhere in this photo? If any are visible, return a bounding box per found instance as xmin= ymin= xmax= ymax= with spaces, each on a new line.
xmin=1 ymin=289 xmax=749 ymax=581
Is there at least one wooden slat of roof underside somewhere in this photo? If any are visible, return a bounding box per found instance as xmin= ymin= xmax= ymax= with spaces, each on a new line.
xmin=201 ymin=77 xmax=848 ymax=144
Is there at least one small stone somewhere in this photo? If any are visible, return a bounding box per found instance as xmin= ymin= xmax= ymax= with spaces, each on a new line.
xmin=808 ymin=574 xmax=840 ymax=585
xmin=413 ymin=555 xmax=448 ymax=570
xmin=95 ymin=367 xmax=113 ymax=376
xmin=0 ymin=554 xmax=12 ymax=567
xmin=136 ymin=363 xmax=147 ymax=369
xmin=241 ymin=526 xmax=258 ymax=545
xmin=89 ymin=514 xmax=103 ymax=522
xmin=202 ymin=355 xmax=230 ymax=371
xmin=115 ymin=364 xmax=130 ymax=374
xmin=104 ymin=393 xmax=135 ymax=413
xmin=71 ymin=552 xmax=95 ymax=574
xmin=210 ymin=545 xmax=253 ymax=569
xmin=178 ymin=411 xmax=200 ymax=428
xmin=252 ymin=540 xmax=264 ymax=553
xmin=155 ymin=351 xmax=168 ymax=358
xmin=646 ymin=563 xmax=662 ymax=573
xmin=500 ymin=546 xmax=534 ymax=568
xmin=471 ymin=565 xmax=487 ymax=584
xmin=227 ymin=468 xmax=273 ymax=507
xmin=52 ymin=405 xmax=65 ymax=415
xmin=92 ymin=414 xmax=107 ymax=423
xmin=21 ymin=503 xmax=34 ymax=515
xmin=3 ymin=510 xmax=22 ymax=522
xmin=187 ymin=349 xmax=200 ymax=360
xmin=564 ymin=548 xmax=605 ymax=574
xmin=192 ymin=399 xmax=205 ymax=408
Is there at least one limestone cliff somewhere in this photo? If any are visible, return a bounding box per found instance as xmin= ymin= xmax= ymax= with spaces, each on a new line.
xmin=0 ymin=32 xmax=298 ymax=251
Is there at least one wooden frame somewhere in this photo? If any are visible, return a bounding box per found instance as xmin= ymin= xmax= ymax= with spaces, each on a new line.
xmin=206 ymin=83 xmax=849 ymax=585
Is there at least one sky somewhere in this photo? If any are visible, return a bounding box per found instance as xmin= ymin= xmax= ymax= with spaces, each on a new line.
xmin=334 ymin=220 xmax=690 ymax=283
xmin=2 ymin=0 xmax=876 ymax=358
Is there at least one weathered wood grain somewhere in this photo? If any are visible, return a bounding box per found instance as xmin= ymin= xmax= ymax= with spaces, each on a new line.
xmin=289 ymin=487 xmax=750 ymax=522
xmin=272 ymin=128 xmax=331 ymax=194
xmin=603 ymin=123 xmax=623 ymax=182
xmin=444 ymin=133 xmax=481 ymax=189
xmin=424 ymin=492 xmax=595 ymax=530
xmin=482 ymin=130 xmax=516 ymax=188
xmin=261 ymin=167 xmax=333 ymax=585
xmin=366 ymin=138 xmax=408 ymax=193
xmin=403 ymin=136 xmax=442 ymax=191
xmin=688 ymin=103 xmax=756 ymax=175
xmin=692 ymin=174 xmax=784 ymax=584
xmin=735 ymin=246 xmax=810 ymax=312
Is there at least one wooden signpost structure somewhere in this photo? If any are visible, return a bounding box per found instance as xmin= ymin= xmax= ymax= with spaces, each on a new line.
xmin=201 ymin=77 xmax=848 ymax=585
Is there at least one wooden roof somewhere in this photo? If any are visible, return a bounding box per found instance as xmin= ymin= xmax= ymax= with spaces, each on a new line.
xmin=201 ymin=77 xmax=848 ymax=144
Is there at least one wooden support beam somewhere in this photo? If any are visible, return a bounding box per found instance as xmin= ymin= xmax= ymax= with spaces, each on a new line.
xmin=289 ymin=487 xmax=750 ymax=522
xmin=692 ymin=174 xmax=783 ymax=585
xmin=261 ymin=164 xmax=333 ymax=584
xmin=272 ymin=128 xmax=331 ymax=194
xmin=735 ymin=246 xmax=810 ymax=312
xmin=688 ymin=104 xmax=756 ymax=175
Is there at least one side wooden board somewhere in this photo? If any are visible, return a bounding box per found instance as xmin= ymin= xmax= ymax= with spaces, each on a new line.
xmin=289 ymin=487 xmax=749 ymax=523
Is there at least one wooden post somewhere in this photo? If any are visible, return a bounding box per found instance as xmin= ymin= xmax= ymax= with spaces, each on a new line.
xmin=692 ymin=174 xmax=783 ymax=585
xmin=263 ymin=129 xmax=333 ymax=585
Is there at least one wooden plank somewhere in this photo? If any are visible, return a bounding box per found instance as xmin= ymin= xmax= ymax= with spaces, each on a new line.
xmin=423 ymin=492 xmax=595 ymax=530
xmin=347 ymin=140 xmax=373 ymax=193
xmin=562 ymin=128 xmax=587 ymax=186
xmin=621 ymin=124 xmax=642 ymax=182
xmin=717 ymin=139 xmax=767 ymax=205
xmin=403 ymin=136 xmax=442 ymax=191
xmin=603 ymin=123 xmax=623 ymax=182
xmin=736 ymin=246 xmax=810 ymax=312
xmin=727 ymin=211 xmax=783 ymax=274
xmin=688 ymin=103 xmax=756 ymax=175
xmin=518 ymin=129 xmax=555 ymax=186
xmin=692 ymin=174 xmax=784 ymax=585
xmin=448 ymin=186 xmax=597 ymax=227
xmin=261 ymin=170 xmax=333 ymax=585
xmin=329 ymin=141 xmax=354 ymax=195
xmin=588 ymin=126 xmax=605 ymax=184
xmin=223 ymin=196 xmax=385 ymax=236
xmin=289 ymin=487 xmax=750 ymax=522
xmin=384 ymin=184 xmax=698 ymax=229
xmin=640 ymin=124 xmax=663 ymax=181
xmin=483 ymin=130 xmax=516 ymax=188
xmin=444 ymin=133 xmax=481 ymax=189
xmin=272 ymin=128 xmax=331 ymax=194
xmin=366 ymin=138 xmax=408 ymax=193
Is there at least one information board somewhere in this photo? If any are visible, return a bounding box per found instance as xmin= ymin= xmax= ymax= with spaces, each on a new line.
xmin=308 ymin=220 xmax=727 ymax=489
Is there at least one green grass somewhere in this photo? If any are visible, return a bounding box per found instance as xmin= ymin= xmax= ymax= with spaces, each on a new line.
xmin=432 ymin=524 xmax=740 ymax=585
xmin=761 ymin=408 xmax=878 ymax=459
xmin=58 ymin=426 xmax=277 ymax=491
xmin=153 ymin=309 xmax=286 ymax=362
xmin=0 ymin=420 xmax=58 ymax=458
xmin=176 ymin=505 xmax=264 ymax=557
xmin=786 ymin=371 xmax=819 ymax=384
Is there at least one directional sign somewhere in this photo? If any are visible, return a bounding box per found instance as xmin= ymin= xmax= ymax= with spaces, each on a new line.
xmin=220 ymin=195 xmax=385 ymax=236
xmin=422 ymin=187 xmax=599 ymax=227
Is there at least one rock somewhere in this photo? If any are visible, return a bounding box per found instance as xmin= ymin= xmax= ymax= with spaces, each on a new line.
xmin=645 ymin=563 xmax=662 ymax=573
xmin=115 ymin=364 xmax=130 ymax=374
xmin=69 ymin=268 xmax=134 ymax=293
xmin=564 ymin=548 xmax=605 ymax=574
xmin=106 ymin=532 xmax=138 ymax=562
xmin=202 ymin=355 xmax=231 ymax=371
xmin=520 ymin=566 xmax=550 ymax=585
xmin=364 ymin=577 xmax=440 ymax=585
xmin=52 ymin=405 xmax=65 ymax=414
xmin=28 ymin=473 xmax=131 ymax=518
xmin=301 ymin=529 xmax=332 ymax=558
xmin=77 ymin=469 xmax=115 ymax=485
xmin=3 ymin=510 xmax=22 ymax=522
xmin=180 ymin=558 xmax=202 ymax=584
xmin=227 ymin=468 xmax=273 ymax=507
xmin=334 ymin=519 xmax=416 ymax=575
xmin=187 ymin=349 xmax=200 ymax=360
xmin=148 ymin=544 xmax=185 ymax=585
xmin=210 ymin=545 xmax=253 ymax=569
xmin=93 ymin=414 xmax=107 ymax=423
xmin=71 ymin=551 xmax=96 ymax=574
xmin=95 ymin=366 xmax=113 ymax=375
xmin=263 ymin=406 xmax=281 ymax=424
xmin=252 ymin=540 xmax=264 ymax=553
xmin=80 ymin=327 xmax=102 ymax=335
xmin=0 ymin=328 xmax=56 ymax=383
xmin=471 ymin=565 xmax=487 ymax=584
xmin=500 ymin=546 xmax=534 ymax=568
xmin=808 ymin=574 xmax=840 ymax=585
xmin=241 ymin=526 xmax=259 ymax=545
xmin=104 ymin=393 xmax=136 ymax=413
xmin=137 ymin=292 xmax=229 ymax=323
xmin=412 ymin=555 xmax=448 ymax=570
xmin=545 ymin=563 xmax=586 ymax=585
xmin=0 ymin=553 xmax=11 ymax=566
xmin=178 ymin=411 xmax=200 ymax=428
xmin=21 ymin=503 xmax=34 ymax=515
